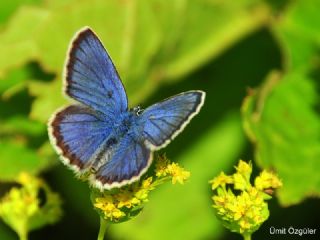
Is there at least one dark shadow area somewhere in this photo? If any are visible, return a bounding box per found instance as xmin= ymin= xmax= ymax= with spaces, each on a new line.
xmin=144 ymin=27 xmax=282 ymax=160
xmin=255 ymin=197 xmax=320 ymax=239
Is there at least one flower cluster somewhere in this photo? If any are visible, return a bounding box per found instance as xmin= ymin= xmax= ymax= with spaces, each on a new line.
xmin=209 ymin=160 xmax=282 ymax=237
xmin=155 ymin=155 xmax=190 ymax=184
xmin=92 ymin=155 xmax=190 ymax=223
xmin=92 ymin=177 xmax=154 ymax=222
xmin=0 ymin=172 xmax=62 ymax=240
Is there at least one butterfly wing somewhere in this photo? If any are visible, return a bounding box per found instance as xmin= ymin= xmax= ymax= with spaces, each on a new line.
xmin=65 ymin=27 xmax=128 ymax=115
xmin=91 ymin=135 xmax=152 ymax=190
xmin=49 ymin=27 xmax=128 ymax=173
xmin=49 ymin=105 xmax=112 ymax=173
xmin=139 ymin=91 xmax=205 ymax=150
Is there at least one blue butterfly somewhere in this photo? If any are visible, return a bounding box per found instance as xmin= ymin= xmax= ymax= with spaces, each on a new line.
xmin=48 ymin=27 xmax=205 ymax=190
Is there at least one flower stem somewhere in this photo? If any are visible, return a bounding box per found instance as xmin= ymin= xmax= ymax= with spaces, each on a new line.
xmin=18 ymin=230 xmax=28 ymax=240
xmin=97 ymin=217 xmax=108 ymax=240
xmin=151 ymin=176 xmax=171 ymax=187
xmin=242 ymin=233 xmax=251 ymax=240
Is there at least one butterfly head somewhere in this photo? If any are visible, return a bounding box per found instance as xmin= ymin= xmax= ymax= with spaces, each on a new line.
xmin=132 ymin=106 xmax=143 ymax=116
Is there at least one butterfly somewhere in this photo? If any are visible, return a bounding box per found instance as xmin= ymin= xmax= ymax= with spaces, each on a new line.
xmin=48 ymin=27 xmax=205 ymax=190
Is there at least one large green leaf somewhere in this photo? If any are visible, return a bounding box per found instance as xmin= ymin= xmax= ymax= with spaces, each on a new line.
xmin=247 ymin=0 xmax=320 ymax=206
xmin=274 ymin=0 xmax=320 ymax=70
xmin=0 ymin=68 xmax=29 ymax=97
xmin=242 ymin=71 xmax=320 ymax=205
xmin=0 ymin=0 xmax=273 ymax=124
xmin=111 ymin=113 xmax=246 ymax=240
xmin=0 ymin=6 xmax=48 ymax=78
xmin=28 ymin=78 xmax=66 ymax=123
xmin=153 ymin=0 xmax=271 ymax=81
xmin=0 ymin=116 xmax=45 ymax=137
xmin=0 ymin=0 xmax=42 ymax=24
xmin=1 ymin=0 xmax=161 ymax=122
xmin=34 ymin=0 xmax=160 ymax=80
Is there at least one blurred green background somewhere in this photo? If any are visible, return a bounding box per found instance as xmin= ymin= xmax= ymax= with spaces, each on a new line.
xmin=0 ymin=0 xmax=320 ymax=239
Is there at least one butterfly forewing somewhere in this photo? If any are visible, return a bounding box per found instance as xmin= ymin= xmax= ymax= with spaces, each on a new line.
xmin=50 ymin=27 xmax=128 ymax=173
xmin=139 ymin=91 xmax=205 ymax=150
xmin=65 ymin=28 xmax=128 ymax=115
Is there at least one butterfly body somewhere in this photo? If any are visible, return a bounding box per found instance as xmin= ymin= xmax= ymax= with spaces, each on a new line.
xmin=83 ymin=109 xmax=143 ymax=172
xmin=118 ymin=110 xmax=143 ymax=138
xmin=48 ymin=27 xmax=205 ymax=190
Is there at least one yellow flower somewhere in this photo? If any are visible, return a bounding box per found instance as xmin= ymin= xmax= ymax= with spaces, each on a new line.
xmin=155 ymin=155 xmax=190 ymax=185
xmin=112 ymin=208 xmax=126 ymax=219
xmin=115 ymin=191 xmax=138 ymax=208
xmin=255 ymin=170 xmax=282 ymax=190
xmin=235 ymin=160 xmax=252 ymax=183
xmin=235 ymin=160 xmax=252 ymax=175
xmin=94 ymin=197 xmax=125 ymax=221
xmin=239 ymin=219 xmax=251 ymax=233
xmin=213 ymin=187 xmax=268 ymax=233
xmin=0 ymin=173 xmax=62 ymax=239
xmin=212 ymin=193 xmax=227 ymax=207
xmin=210 ymin=160 xmax=282 ymax=237
xmin=92 ymin=155 xmax=191 ymax=223
xmin=141 ymin=177 xmax=154 ymax=189
xmin=134 ymin=177 xmax=155 ymax=202
xmin=155 ymin=155 xmax=170 ymax=177
xmin=134 ymin=188 xmax=149 ymax=202
xmin=233 ymin=173 xmax=249 ymax=190
xmin=17 ymin=172 xmax=33 ymax=185
xmin=93 ymin=177 xmax=156 ymax=222
xmin=209 ymin=172 xmax=233 ymax=190
xmin=166 ymin=163 xmax=190 ymax=184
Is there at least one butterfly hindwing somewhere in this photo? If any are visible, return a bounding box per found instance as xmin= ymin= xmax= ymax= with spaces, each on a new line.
xmin=49 ymin=105 xmax=112 ymax=172
xmin=91 ymin=135 xmax=152 ymax=190
xmin=65 ymin=27 xmax=128 ymax=115
xmin=139 ymin=91 xmax=205 ymax=150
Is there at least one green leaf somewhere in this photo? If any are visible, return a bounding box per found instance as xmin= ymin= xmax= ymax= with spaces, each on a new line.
xmin=32 ymin=0 xmax=161 ymax=104
xmin=0 ymin=0 xmax=275 ymax=126
xmin=111 ymin=113 xmax=246 ymax=240
xmin=0 ymin=0 xmax=42 ymax=24
xmin=242 ymin=71 xmax=320 ymax=205
xmin=0 ymin=224 xmax=15 ymax=240
xmin=0 ymin=141 xmax=52 ymax=181
xmin=0 ymin=67 xmax=29 ymax=96
xmin=0 ymin=6 xmax=48 ymax=77
xmin=255 ymin=1 xmax=320 ymax=205
xmin=0 ymin=116 xmax=45 ymax=136
xmin=0 ymin=0 xmax=162 ymax=122
xmin=273 ymin=0 xmax=320 ymax=70
xmin=28 ymin=78 xmax=66 ymax=123
xmin=153 ymin=0 xmax=271 ymax=81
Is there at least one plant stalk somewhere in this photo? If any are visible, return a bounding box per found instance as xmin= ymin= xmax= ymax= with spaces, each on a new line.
xmin=97 ymin=217 xmax=108 ymax=240
xmin=242 ymin=233 xmax=252 ymax=240
xmin=18 ymin=230 xmax=28 ymax=240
